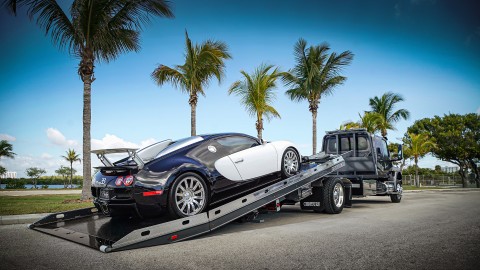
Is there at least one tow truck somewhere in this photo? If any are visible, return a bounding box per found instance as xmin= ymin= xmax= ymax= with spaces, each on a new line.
xmin=28 ymin=129 xmax=403 ymax=252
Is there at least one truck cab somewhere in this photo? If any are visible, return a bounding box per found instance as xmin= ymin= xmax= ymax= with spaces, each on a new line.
xmin=321 ymin=129 xmax=403 ymax=202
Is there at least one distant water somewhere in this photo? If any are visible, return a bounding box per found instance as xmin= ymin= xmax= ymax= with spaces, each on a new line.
xmin=0 ymin=184 xmax=79 ymax=189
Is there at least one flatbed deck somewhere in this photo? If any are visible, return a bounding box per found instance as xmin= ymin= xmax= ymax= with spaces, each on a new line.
xmin=30 ymin=155 xmax=346 ymax=252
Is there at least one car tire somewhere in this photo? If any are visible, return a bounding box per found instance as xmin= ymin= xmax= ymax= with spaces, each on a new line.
xmin=323 ymin=178 xmax=345 ymax=214
xmin=281 ymin=147 xmax=300 ymax=179
xmin=168 ymin=172 xmax=208 ymax=219
xmin=390 ymin=182 xmax=403 ymax=203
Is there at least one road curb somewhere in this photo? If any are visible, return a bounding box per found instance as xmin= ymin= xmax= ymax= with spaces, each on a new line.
xmin=0 ymin=213 xmax=51 ymax=225
xmin=403 ymin=188 xmax=480 ymax=193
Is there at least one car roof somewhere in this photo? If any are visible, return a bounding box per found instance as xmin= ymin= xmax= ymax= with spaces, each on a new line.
xmin=198 ymin=133 xmax=257 ymax=141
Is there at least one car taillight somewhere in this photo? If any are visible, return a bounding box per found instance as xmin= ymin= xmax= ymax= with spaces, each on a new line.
xmin=143 ymin=190 xmax=163 ymax=196
xmin=124 ymin=175 xmax=134 ymax=186
xmin=115 ymin=176 xmax=124 ymax=186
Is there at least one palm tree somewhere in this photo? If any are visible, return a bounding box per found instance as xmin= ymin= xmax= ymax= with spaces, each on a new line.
xmin=62 ymin=149 xmax=81 ymax=188
xmin=284 ymin=38 xmax=354 ymax=154
xmin=5 ymin=0 xmax=174 ymax=199
xmin=0 ymin=140 xmax=15 ymax=159
xmin=340 ymin=112 xmax=381 ymax=133
xmin=405 ymin=133 xmax=435 ymax=187
xmin=369 ymin=92 xmax=410 ymax=137
xmin=339 ymin=121 xmax=360 ymax=130
xmin=359 ymin=112 xmax=382 ymax=133
xmin=228 ymin=64 xmax=284 ymax=140
xmin=152 ymin=31 xmax=231 ymax=136
xmin=0 ymin=140 xmax=15 ymax=189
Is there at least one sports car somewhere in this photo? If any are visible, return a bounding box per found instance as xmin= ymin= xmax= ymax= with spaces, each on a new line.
xmin=91 ymin=133 xmax=301 ymax=219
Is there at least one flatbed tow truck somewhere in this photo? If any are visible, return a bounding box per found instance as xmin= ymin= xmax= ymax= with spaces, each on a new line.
xmin=28 ymin=129 xmax=403 ymax=253
xmin=28 ymin=153 xmax=347 ymax=252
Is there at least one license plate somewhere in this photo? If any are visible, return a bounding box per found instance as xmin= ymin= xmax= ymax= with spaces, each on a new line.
xmin=100 ymin=189 xmax=110 ymax=200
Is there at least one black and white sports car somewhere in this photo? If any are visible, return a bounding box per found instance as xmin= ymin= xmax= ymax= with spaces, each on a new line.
xmin=91 ymin=133 xmax=301 ymax=219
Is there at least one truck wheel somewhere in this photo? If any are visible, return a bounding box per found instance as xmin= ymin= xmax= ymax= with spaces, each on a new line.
xmin=323 ymin=178 xmax=345 ymax=214
xmin=390 ymin=183 xmax=403 ymax=203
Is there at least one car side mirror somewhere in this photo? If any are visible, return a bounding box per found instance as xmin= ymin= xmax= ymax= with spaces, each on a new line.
xmin=376 ymin=148 xmax=382 ymax=160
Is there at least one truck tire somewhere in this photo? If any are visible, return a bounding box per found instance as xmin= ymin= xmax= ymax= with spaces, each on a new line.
xmin=323 ymin=178 xmax=345 ymax=214
xmin=390 ymin=182 xmax=403 ymax=203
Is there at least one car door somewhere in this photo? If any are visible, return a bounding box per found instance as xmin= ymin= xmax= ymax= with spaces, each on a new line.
xmin=228 ymin=143 xmax=277 ymax=180
xmin=215 ymin=135 xmax=260 ymax=181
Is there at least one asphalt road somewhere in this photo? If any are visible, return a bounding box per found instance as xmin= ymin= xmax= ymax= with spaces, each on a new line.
xmin=1 ymin=190 xmax=479 ymax=270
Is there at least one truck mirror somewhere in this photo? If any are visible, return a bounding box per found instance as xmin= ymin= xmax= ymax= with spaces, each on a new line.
xmin=397 ymin=144 xmax=403 ymax=160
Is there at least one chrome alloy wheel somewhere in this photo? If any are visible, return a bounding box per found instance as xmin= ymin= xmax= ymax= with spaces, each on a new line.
xmin=396 ymin=183 xmax=403 ymax=198
xmin=283 ymin=149 xmax=299 ymax=177
xmin=333 ymin=183 xmax=344 ymax=208
xmin=174 ymin=176 xmax=206 ymax=216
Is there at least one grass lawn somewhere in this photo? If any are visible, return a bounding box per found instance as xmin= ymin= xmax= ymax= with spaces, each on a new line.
xmin=0 ymin=195 xmax=94 ymax=216
xmin=402 ymin=185 xmax=452 ymax=190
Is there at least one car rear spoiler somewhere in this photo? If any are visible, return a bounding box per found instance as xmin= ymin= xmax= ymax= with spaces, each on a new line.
xmin=91 ymin=148 xmax=144 ymax=170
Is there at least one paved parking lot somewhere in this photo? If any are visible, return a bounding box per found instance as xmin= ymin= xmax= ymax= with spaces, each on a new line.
xmin=1 ymin=190 xmax=479 ymax=270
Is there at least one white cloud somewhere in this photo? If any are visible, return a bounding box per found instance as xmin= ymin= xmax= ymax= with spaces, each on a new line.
xmin=476 ymin=107 xmax=480 ymax=115
xmin=0 ymin=134 xmax=16 ymax=141
xmin=41 ymin=153 xmax=53 ymax=159
xmin=0 ymin=133 xmax=158 ymax=177
xmin=91 ymin=134 xmax=158 ymax=166
xmin=0 ymin=154 xmax=81 ymax=178
xmin=46 ymin=128 xmax=78 ymax=148
xmin=91 ymin=134 xmax=157 ymax=150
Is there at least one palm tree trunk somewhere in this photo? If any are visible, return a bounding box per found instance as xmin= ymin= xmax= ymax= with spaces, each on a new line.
xmin=79 ymin=48 xmax=95 ymax=200
xmin=312 ymin=110 xmax=317 ymax=155
xmin=415 ymin=157 xmax=419 ymax=187
xmin=189 ymin=93 xmax=197 ymax=136
xmin=256 ymin=118 xmax=263 ymax=141
xmin=191 ymin=102 xmax=196 ymax=136
xmin=70 ymin=162 xmax=73 ymax=189
xmin=82 ymin=78 xmax=92 ymax=199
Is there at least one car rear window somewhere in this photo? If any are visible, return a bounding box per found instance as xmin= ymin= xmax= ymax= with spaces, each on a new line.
xmin=155 ymin=136 xmax=204 ymax=158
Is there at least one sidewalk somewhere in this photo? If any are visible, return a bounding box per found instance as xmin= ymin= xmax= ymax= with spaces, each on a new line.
xmin=0 ymin=189 xmax=82 ymax=196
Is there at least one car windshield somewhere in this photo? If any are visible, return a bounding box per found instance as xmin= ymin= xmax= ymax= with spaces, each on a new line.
xmin=155 ymin=136 xmax=204 ymax=158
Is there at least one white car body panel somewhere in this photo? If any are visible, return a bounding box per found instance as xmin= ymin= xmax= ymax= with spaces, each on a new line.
xmin=214 ymin=140 xmax=299 ymax=181
xmin=268 ymin=141 xmax=298 ymax=171
xmin=228 ymin=143 xmax=278 ymax=181
xmin=214 ymin=156 xmax=242 ymax=181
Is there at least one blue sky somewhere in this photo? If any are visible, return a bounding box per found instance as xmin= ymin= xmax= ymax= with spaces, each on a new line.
xmin=1 ymin=0 xmax=479 ymax=177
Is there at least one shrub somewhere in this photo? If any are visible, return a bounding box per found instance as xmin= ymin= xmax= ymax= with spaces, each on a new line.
xmin=6 ymin=182 xmax=26 ymax=189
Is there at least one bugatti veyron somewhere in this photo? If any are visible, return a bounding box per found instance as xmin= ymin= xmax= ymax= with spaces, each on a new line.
xmin=91 ymin=133 xmax=301 ymax=219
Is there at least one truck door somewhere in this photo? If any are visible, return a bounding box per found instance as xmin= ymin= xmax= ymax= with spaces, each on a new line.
xmin=373 ymin=136 xmax=391 ymax=174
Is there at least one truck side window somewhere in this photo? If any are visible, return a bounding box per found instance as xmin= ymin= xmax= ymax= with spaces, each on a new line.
xmin=373 ymin=136 xmax=389 ymax=158
xmin=357 ymin=136 xmax=368 ymax=151
xmin=327 ymin=137 xmax=337 ymax=153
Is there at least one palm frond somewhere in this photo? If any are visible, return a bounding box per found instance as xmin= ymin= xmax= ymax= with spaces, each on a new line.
xmin=151 ymin=64 xmax=188 ymax=93
xmin=229 ymin=64 xmax=282 ymax=121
